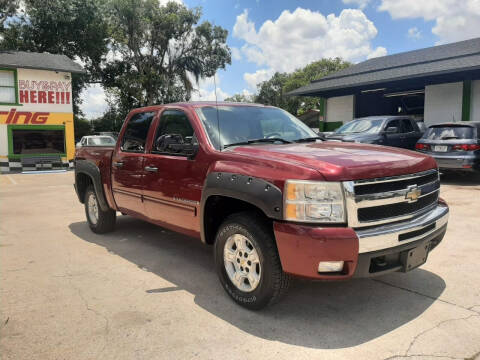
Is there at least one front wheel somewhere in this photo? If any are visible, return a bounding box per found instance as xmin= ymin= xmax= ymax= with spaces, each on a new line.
xmin=84 ymin=185 xmax=116 ymax=234
xmin=214 ymin=212 xmax=291 ymax=310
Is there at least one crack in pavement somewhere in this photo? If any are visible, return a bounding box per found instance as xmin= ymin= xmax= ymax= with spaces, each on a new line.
xmin=62 ymin=245 xmax=110 ymax=358
xmin=372 ymin=279 xmax=480 ymax=360
xmin=382 ymin=314 xmax=480 ymax=360
xmin=372 ymin=279 xmax=480 ymax=314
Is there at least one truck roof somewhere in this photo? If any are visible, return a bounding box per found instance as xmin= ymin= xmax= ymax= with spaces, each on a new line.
xmin=131 ymin=101 xmax=270 ymax=112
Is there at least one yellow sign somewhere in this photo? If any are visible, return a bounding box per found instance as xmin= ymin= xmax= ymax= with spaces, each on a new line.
xmin=1 ymin=109 xmax=75 ymax=160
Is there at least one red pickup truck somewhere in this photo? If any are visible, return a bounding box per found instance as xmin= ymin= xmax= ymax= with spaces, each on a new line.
xmin=74 ymin=102 xmax=449 ymax=309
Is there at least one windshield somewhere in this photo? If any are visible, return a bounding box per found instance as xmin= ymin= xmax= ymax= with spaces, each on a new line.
xmin=89 ymin=137 xmax=116 ymax=145
xmin=335 ymin=119 xmax=384 ymax=134
xmin=195 ymin=106 xmax=317 ymax=149
xmin=423 ymin=126 xmax=474 ymax=140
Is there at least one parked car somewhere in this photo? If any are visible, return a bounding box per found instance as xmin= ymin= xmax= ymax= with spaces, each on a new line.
xmin=96 ymin=132 xmax=119 ymax=140
xmin=326 ymin=116 xmax=423 ymax=149
xmin=415 ymin=122 xmax=480 ymax=172
xmin=74 ymin=102 xmax=449 ymax=309
xmin=76 ymin=135 xmax=116 ymax=148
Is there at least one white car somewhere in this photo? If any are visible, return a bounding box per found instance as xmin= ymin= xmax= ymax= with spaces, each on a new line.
xmin=76 ymin=135 xmax=116 ymax=148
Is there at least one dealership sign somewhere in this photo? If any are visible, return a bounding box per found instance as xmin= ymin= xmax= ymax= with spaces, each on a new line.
xmin=18 ymin=80 xmax=71 ymax=105
xmin=0 ymin=109 xmax=50 ymax=124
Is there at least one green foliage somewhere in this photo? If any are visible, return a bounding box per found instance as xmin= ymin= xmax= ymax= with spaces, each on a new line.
xmin=0 ymin=0 xmax=19 ymax=30
xmin=254 ymin=58 xmax=351 ymax=115
xmin=91 ymin=108 xmax=124 ymax=133
xmin=102 ymin=0 xmax=231 ymax=120
xmin=0 ymin=0 xmax=110 ymax=116
xmin=73 ymin=117 xmax=92 ymax=141
xmin=224 ymin=93 xmax=254 ymax=103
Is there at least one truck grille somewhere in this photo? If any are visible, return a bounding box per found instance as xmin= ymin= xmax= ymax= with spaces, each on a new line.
xmin=344 ymin=169 xmax=440 ymax=228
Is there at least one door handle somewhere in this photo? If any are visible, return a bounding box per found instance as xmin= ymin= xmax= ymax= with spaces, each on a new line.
xmin=113 ymin=161 xmax=124 ymax=167
xmin=144 ymin=166 xmax=158 ymax=172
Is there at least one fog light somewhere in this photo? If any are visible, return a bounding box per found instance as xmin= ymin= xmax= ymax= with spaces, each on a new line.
xmin=318 ymin=261 xmax=344 ymax=273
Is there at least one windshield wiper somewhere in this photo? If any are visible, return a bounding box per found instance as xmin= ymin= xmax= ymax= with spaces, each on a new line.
xmin=440 ymin=136 xmax=459 ymax=140
xmin=223 ymin=138 xmax=292 ymax=149
xmin=294 ymin=136 xmax=325 ymax=143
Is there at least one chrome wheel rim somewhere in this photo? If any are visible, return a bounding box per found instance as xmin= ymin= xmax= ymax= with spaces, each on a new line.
xmin=87 ymin=193 xmax=99 ymax=225
xmin=223 ymin=234 xmax=261 ymax=292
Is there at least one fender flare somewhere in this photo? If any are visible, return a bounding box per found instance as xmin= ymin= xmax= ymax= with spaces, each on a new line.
xmin=199 ymin=172 xmax=284 ymax=243
xmin=75 ymin=159 xmax=110 ymax=212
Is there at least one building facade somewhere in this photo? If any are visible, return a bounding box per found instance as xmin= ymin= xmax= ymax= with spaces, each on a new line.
xmin=290 ymin=37 xmax=480 ymax=130
xmin=0 ymin=51 xmax=83 ymax=173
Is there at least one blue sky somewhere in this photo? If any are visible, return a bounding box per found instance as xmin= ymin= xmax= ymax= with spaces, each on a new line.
xmin=81 ymin=0 xmax=480 ymax=117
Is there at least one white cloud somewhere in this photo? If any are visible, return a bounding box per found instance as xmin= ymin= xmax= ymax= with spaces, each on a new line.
xmin=243 ymin=68 xmax=275 ymax=90
xmin=231 ymin=46 xmax=242 ymax=61
xmin=233 ymin=8 xmax=387 ymax=76
xmin=367 ymin=46 xmax=387 ymax=59
xmin=378 ymin=0 xmax=480 ymax=44
xmin=190 ymin=75 xmax=230 ymax=101
xmin=342 ymin=0 xmax=372 ymax=9
xmin=407 ymin=27 xmax=421 ymax=39
xmin=80 ymin=84 xmax=108 ymax=119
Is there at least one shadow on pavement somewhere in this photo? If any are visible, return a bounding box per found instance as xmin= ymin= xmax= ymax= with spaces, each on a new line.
xmin=440 ymin=171 xmax=480 ymax=187
xmin=69 ymin=217 xmax=445 ymax=349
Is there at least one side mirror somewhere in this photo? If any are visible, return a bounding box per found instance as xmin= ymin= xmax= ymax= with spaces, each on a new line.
xmin=385 ymin=126 xmax=398 ymax=134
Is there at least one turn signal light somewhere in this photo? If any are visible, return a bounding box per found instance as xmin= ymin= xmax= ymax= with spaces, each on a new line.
xmin=415 ymin=143 xmax=430 ymax=150
xmin=452 ymin=144 xmax=480 ymax=151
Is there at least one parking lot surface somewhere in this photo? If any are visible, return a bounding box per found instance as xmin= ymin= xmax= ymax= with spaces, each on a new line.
xmin=1 ymin=171 xmax=480 ymax=360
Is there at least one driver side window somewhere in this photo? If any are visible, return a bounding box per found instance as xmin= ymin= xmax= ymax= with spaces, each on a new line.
xmin=153 ymin=110 xmax=196 ymax=155
xmin=385 ymin=119 xmax=401 ymax=133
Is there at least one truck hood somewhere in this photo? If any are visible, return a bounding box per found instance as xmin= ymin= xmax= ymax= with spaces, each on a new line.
xmin=230 ymin=142 xmax=436 ymax=181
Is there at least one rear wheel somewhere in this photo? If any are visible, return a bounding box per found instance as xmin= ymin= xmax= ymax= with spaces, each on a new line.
xmin=214 ymin=212 xmax=291 ymax=310
xmin=84 ymin=186 xmax=116 ymax=234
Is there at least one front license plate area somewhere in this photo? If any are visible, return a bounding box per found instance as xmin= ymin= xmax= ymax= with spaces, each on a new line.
xmin=434 ymin=145 xmax=448 ymax=152
xmin=401 ymin=242 xmax=430 ymax=272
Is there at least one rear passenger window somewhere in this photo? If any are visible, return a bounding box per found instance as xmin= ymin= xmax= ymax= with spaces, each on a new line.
xmin=121 ymin=112 xmax=155 ymax=152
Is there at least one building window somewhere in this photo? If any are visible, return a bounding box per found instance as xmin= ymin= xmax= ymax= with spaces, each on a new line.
xmin=0 ymin=69 xmax=16 ymax=104
xmin=12 ymin=129 xmax=65 ymax=155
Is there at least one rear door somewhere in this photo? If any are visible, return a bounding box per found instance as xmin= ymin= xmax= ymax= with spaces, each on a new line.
xmin=142 ymin=109 xmax=206 ymax=237
xmin=111 ymin=111 xmax=156 ymax=216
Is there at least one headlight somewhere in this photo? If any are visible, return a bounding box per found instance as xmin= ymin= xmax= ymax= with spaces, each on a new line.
xmin=284 ymin=180 xmax=346 ymax=223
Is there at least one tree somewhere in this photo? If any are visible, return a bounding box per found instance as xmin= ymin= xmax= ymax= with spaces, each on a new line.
xmin=224 ymin=93 xmax=254 ymax=103
xmin=73 ymin=117 xmax=92 ymax=141
xmin=0 ymin=0 xmax=19 ymax=31
xmin=0 ymin=0 xmax=110 ymax=115
xmin=102 ymin=0 xmax=231 ymax=120
xmin=254 ymin=58 xmax=351 ymax=115
xmin=92 ymin=108 xmax=124 ymax=133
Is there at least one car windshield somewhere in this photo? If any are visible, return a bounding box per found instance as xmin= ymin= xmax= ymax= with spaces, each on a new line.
xmin=423 ymin=126 xmax=474 ymax=140
xmin=90 ymin=137 xmax=116 ymax=145
xmin=195 ymin=106 xmax=318 ymax=149
xmin=335 ymin=119 xmax=385 ymax=134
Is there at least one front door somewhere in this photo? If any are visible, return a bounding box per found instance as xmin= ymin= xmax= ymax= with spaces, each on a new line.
xmin=384 ymin=119 xmax=404 ymax=148
xmin=111 ymin=111 xmax=156 ymax=216
xmin=401 ymin=118 xmax=421 ymax=149
xmin=143 ymin=109 xmax=207 ymax=237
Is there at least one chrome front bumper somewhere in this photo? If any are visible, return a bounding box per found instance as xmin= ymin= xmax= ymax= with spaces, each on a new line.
xmin=356 ymin=203 xmax=449 ymax=253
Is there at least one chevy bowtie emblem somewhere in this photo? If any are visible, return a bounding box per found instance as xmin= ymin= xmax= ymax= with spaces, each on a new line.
xmin=405 ymin=186 xmax=421 ymax=202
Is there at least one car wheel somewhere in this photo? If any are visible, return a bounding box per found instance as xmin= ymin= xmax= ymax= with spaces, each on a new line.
xmin=84 ymin=185 xmax=116 ymax=234
xmin=214 ymin=212 xmax=291 ymax=310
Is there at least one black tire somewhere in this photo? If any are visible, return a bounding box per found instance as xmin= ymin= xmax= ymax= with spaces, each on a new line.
xmin=84 ymin=185 xmax=116 ymax=234
xmin=214 ymin=212 xmax=291 ymax=310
